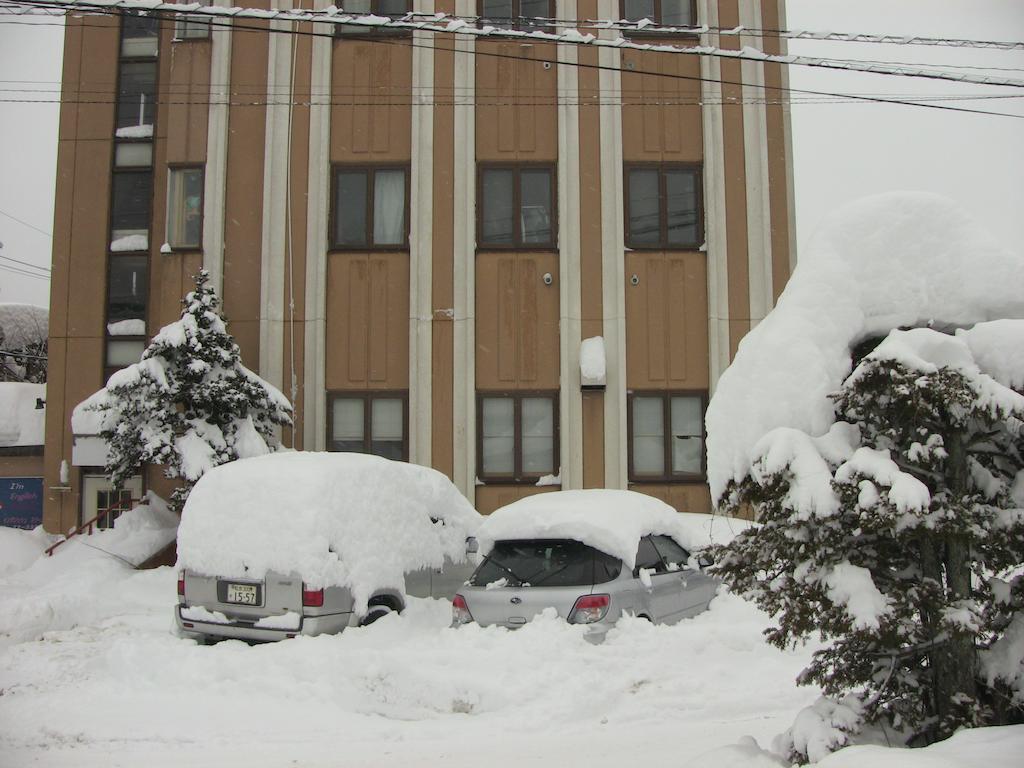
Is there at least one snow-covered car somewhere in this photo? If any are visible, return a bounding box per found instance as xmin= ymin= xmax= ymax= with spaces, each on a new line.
xmin=174 ymin=452 xmax=481 ymax=643
xmin=452 ymin=490 xmax=739 ymax=636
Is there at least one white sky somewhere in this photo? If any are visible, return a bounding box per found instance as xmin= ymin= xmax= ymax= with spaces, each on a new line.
xmin=0 ymin=1 xmax=1021 ymax=309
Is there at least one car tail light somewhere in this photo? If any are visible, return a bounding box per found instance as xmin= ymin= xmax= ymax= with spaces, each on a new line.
xmin=451 ymin=594 xmax=474 ymax=626
xmin=302 ymin=586 xmax=324 ymax=607
xmin=569 ymin=594 xmax=610 ymax=624
xmin=177 ymin=573 xmax=185 ymax=597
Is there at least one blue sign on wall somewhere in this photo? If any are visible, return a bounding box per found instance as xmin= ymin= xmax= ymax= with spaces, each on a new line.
xmin=1 ymin=477 xmax=43 ymax=530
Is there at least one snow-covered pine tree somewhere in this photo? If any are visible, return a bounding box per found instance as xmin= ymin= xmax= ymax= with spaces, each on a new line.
xmin=712 ymin=327 xmax=1024 ymax=760
xmin=90 ymin=270 xmax=293 ymax=510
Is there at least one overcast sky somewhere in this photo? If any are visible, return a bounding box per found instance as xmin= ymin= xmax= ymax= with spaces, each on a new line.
xmin=0 ymin=1 xmax=1021 ymax=308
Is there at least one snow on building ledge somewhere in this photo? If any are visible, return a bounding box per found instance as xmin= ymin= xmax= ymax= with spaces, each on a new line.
xmin=580 ymin=336 xmax=606 ymax=389
xmin=0 ymin=382 xmax=45 ymax=451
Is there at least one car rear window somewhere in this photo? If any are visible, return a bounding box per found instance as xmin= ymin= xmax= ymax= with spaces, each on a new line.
xmin=470 ymin=539 xmax=622 ymax=588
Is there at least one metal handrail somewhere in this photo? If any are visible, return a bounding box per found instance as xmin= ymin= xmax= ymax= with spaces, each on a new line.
xmin=45 ymin=496 xmax=140 ymax=557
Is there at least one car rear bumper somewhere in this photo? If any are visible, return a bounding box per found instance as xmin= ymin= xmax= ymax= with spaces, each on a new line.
xmin=175 ymin=605 xmax=354 ymax=642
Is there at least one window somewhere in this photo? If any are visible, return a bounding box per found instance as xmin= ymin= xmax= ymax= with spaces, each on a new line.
xmin=110 ymin=170 xmax=153 ymax=247
xmin=116 ymin=61 xmax=157 ymax=132
xmin=478 ymin=0 xmax=553 ymax=31
xmin=633 ymin=536 xmax=664 ymax=575
xmin=167 ymin=167 xmax=204 ymax=250
xmin=628 ymin=392 xmax=706 ymax=481
xmin=478 ymin=393 xmax=557 ymax=482
xmin=107 ymin=256 xmax=148 ymax=323
xmin=105 ymin=339 xmax=145 ymax=368
xmin=621 ymin=0 xmax=695 ymax=27
xmin=478 ymin=166 xmax=555 ymax=248
xmin=625 ymin=166 xmax=701 ymax=249
xmin=331 ymin=167 xmax=408 ymax=249
xmin=335 ymin=0 xmax=411 ymax=35
xmin=175 ymin=0 xmax=212 ymax=40
xmin=329 ymin=393 xmax=407 ymax=461
xmin=121 ymin=12 xmax=159 ymax=57
xmin=651 ymin=534 xmax=690 ymax=570
xmin=115 ymin=142 xmax=153 ymax=168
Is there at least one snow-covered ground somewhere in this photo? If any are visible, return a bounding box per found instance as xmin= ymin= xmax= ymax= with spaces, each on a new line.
xmin=2 ymin=529 xmax=1021 ymax=767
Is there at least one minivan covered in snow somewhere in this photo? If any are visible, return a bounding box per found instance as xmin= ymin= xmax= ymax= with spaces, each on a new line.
xmin=175 ymin=452 xmax=481 ymax=642
xmin=452 ymin=490 xmax=738 ymax=635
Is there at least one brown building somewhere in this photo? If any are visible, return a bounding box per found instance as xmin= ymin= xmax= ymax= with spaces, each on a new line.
xmin=43 ymin=0 xmax=796 ymax=534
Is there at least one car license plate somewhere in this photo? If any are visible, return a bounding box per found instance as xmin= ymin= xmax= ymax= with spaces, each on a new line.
xmin=225 ymin=583 xmax=258 ymax=605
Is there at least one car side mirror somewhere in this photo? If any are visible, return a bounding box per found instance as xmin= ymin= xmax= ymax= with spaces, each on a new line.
xmin=465 ymin=536 xmax=478 ymax=555
xmin=697 ymin=553 xmax=714 ymax=569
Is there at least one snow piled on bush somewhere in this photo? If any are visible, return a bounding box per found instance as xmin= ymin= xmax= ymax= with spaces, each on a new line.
xmin=176 ymin=452 xmax=482 ymax=613
xmin=706 ymin=192 xmax=1024 ymax=504
xmin=474 ymin=489 xmax=750 ymax=567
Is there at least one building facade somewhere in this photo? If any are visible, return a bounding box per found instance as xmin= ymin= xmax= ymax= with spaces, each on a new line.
xmin=43 ymin=0 xmax=796 ymax=533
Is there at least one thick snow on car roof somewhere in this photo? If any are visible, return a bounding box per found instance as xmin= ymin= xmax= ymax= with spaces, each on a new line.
xmin=177 ymin=452 xmax=481 ymax=612
xmin=475 ymin=489 xmax=749 ymax=569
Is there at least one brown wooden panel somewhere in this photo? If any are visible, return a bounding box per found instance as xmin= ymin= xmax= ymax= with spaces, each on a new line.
xmin=222 ymin=20 xmax=269 ymax=368
xmin=476 ymin=252 xmax=560 ymax=390
xmin=476 ymin=42 xmax=558 ymax=161
xmin=621 ymin=48 xmax=703 ymax=163
xmin=326 ymin=253 xmax=409 ymax=389
xmin=628 ymin=483 xmax=712 ymax=514
xmin=475 ymin=484 xmax=557 ymax=515
xmin=163 ymin=39 xmax=211 ymax=163
xmin=65 ymin=145 xmax=113 ymax=339
xmin=331 ymin=40 xmax=412 ymax=161
xmin=582 ymin=390 xmax=605 ymax=488
xmin=625 ymin=252 xmax=709 ymax=389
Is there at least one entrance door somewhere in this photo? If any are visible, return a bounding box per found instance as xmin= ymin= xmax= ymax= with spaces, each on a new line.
xmin=81 ymin=475 xmax=143 ymax=528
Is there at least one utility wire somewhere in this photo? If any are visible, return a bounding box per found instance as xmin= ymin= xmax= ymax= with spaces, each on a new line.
xmin=7 ymin=0 xmax=1024 ymax=90
xmin=3 ymin=2 xmax=1023 ymax=51
xmin=0 ymin=263 xmax=51 ymax=281
xmin=3 ymin=2 xmax=1021 ymax=120
xmin=0 ymin=253 xmax=51 ymax=273
xmin=0 ymin=208 xmax=53 ymax=238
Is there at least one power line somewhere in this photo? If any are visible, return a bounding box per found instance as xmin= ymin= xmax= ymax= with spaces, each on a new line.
xmin=3 ymin=2 xmax=1023 ymax=51
xmin=4 ymin=3 xmax=1021 ymax=121
xmin=0 ymin=208 xmax=53 ymax=238
xmin=0 ymin=263 xmax=51 ymax=281
xmin=0 ymin=254 xmax=51 ymax=273
xmin=8 ymin=0 xmax=1024 ymax=90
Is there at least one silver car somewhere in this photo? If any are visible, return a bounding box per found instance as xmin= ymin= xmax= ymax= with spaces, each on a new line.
xmin=177 ymin=556 xmax=475 ymax=643
xmin=452 ymin=533 xmax=720 ymax=635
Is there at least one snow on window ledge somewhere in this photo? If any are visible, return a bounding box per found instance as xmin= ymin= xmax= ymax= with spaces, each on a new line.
xmin=110 ymin=234 xmax=149 ymax=252
xmin=115 ymin=124 xmax=153 ymax=139
xmin=107 ymin=319 xmax=146 ymax=336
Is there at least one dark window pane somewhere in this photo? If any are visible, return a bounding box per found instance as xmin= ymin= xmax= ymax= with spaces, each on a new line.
xmin=116 ymin=61 xmax=157 ymax=130
xmin=666 ymin=169 xmax=698 ymax=246
xmin=661 ymin=0 xmax=693 ymax=26
xmin=481 ymin=0 xmax=514 ymax=21
xmin=627 ymin=169 xmax=660 ymax=245
xmin=634 ymin=536 xmax=664 ymax=573
xmin=481 ymin=169 xmax=514 ymax=245
xmin=470 ymin=540 xmax=601 ymax=588
xmin=520 ymin=170 xmax=553 ymax=245
xmin=623 ymin=0 xmax=655 ymax=22
xmin=519 ymin=0 xmax=550 ymax=30
xmin=107 ymin=255 xmax=148 ymax=322
xmin=121 ymin=13 xmax=159 ymax=57
xmin=335 ymin=171 xmax=368 ymax=247
xmin=651 ymin=535 xmax=690 ymax=570
xmin=378 ymin=0 xmax=408 ymax=16
xmin=111 ymin=171 xmax=152 ymax=236
xmin=168 ymin=168 xmax=203 ymax=249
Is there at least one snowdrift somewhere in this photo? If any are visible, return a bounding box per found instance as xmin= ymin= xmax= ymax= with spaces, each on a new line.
xmin=706 ymin=192 xmax=1024 ymax=504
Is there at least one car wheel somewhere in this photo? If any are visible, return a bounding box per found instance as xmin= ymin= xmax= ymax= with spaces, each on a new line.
xmin=359 ymin=597 xmax=401 ymax=627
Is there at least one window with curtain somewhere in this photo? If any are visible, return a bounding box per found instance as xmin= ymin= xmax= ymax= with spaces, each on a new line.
xmin=479 ymin=166 xmax=555 ymax=248
xmin=329 ymin=393 xmax=407 ymax=461
xmin=175 ymin=0 xmax=212 ymax=39
xmin=625 ymin=165 xmax=702 ymax=249
xmin=167 ymin=167 xmax=204 ymax=249
xmin=478 ymin=393 xmax=557 ymax=482
xmin=628 ymin=392 xmax=706 ymax=481
xmin=620 ymin=0 xmax=695 ymax=27
xmin=331 ymin=167 xmax=408 ymax=249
